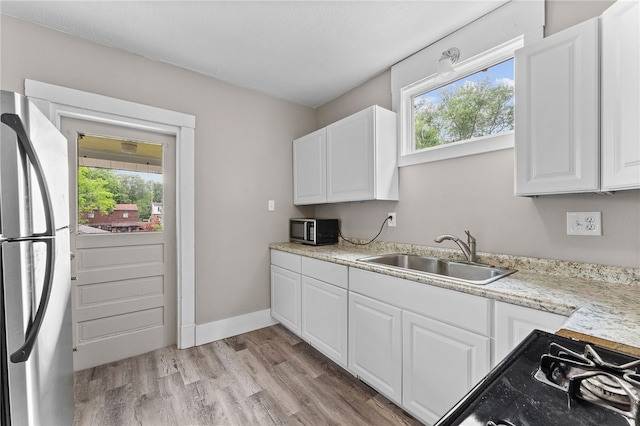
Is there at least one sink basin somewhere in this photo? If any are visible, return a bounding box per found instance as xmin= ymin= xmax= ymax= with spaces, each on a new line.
xmin=356 ymin=254 xmax=516 ymax=285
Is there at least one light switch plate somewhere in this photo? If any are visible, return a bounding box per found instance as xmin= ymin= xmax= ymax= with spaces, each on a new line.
xmin=567 ymin=211 xmax=602 ymax=236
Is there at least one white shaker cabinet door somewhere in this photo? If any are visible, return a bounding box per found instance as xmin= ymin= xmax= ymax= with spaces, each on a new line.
xmin=270 ymin=265 xmax=301 ymax=336
xmin=494 ymin=301 xmax=568 ymax=363
xmin=326 ymin=106 xmax=398 ymax=203
xmin=293 ymin=128 xmax=326 ymax=205
xmin=301 ymin=276 xmax=348 ymax=368
xmin=402 ymin=310 xmax=491 ymax=425
xmin=515 ymin=18 xmax=600 ymax=195
xmin=601 ymin=0 xmax=640 ymax=191
xmin=326 ymin=108 xmax=375 ymax=202
xmin=348 ymin=292 xmax=402 ymax=405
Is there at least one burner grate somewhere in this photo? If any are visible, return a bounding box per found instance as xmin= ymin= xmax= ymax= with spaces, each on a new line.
xmin=535 ymin=342 xmax=640 ymax=422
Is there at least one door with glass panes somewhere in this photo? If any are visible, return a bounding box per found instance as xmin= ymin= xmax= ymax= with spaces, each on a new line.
xmin=61 ymin=117 xmax=176 ymax=371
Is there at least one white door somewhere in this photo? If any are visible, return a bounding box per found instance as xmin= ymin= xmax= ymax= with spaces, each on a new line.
xmin=301 ymin=276 xmax=348 ymax=368
xmin=61 ymin=117 xmax=176 ymax=371
xmin=601 ymin=0 xmax=640 ymax=191
xmin=348 ymin=292 xmax=402 ymax=405
xmin=326 ymin=108 xmax=374 ymax=202
xmin=494 ymin=301 xmax=568 ymax=362
xmin=402 ymin=310 xmax=490 ymax=425
xmin=270 ymin=265 xmax=302 ymax=335
xmin=293 ymin=128 xmax=326 ymax=205
xmin=514 ymin=18 xmax=599 ymax=195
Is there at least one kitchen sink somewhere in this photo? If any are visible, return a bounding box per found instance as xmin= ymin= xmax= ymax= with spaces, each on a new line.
xmin=356 ymin=253 xmax=516 ymax=285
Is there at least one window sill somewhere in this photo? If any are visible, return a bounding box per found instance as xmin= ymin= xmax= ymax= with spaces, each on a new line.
xmin=398 ymin=131 xmax=514 ymax=167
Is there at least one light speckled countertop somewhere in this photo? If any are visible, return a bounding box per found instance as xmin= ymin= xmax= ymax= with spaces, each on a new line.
xmin=270 ymin=240 xmax=640 ymax=355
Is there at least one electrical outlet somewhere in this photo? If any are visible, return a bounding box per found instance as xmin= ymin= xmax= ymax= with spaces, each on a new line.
xmin=388 ymin=212 xmax=396 ymax=227
xmin=268 ymin=200 xmax=275 ymax=211
xmin=567 ymin=212 xmax=602 ymax=236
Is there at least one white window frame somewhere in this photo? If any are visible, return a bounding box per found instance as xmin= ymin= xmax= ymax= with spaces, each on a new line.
xmin=399 ymin=37 xmax=523 ymax=167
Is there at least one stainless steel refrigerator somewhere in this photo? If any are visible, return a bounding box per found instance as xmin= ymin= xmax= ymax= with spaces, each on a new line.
xmin=1 ymin=90 xmax=74 ymax=425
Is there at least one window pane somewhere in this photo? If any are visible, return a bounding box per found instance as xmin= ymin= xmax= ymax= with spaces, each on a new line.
xmin=412 ymin=58 xmax=514 ymax=150
xmin=77 ymin=135 xmax=163 ymax=234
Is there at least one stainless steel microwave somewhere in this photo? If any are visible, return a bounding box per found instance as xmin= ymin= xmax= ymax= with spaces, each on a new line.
xmin=289 ymin=219 xmax=339 ymax=245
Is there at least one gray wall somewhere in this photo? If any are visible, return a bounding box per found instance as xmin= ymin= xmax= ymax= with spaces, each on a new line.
xmin=0 ymin=15 xmax=316 ymax=324
xmin=315 ymin=0 xmax=640 ymax=268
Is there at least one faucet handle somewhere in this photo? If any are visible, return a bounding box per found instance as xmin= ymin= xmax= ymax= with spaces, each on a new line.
xmin=464 ymin=229 xmax=476 ymax=243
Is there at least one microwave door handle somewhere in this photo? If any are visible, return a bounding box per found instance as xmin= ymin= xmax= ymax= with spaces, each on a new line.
xmin=1 ymin=113 xmax=56 ymax=238
xmin=10 ymin=238 xmax=55 ymax=363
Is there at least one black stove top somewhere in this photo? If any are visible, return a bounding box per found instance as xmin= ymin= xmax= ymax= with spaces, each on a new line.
xmin=435 ymin=330 xmax=640 ymax=426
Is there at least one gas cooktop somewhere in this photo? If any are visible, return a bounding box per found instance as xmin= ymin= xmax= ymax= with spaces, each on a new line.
xmin=435 ymin=330 xmax=640 ymax=426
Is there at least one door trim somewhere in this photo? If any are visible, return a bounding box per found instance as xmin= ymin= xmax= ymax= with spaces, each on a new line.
xmin=25 ymin=79 xmax=196 ymax=349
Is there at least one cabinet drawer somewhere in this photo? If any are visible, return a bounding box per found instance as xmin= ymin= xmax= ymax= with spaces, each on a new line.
xmin=349 ymin=268 xmax=491 ymax=336
xmin=301 ymin=257 xmax=348 ymax=289
xmin=271 ymin=250 xmax=301 ymax=273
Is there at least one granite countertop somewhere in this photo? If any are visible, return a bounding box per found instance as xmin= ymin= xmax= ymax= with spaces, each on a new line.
xmin=270 ymin=241 xmax=640 ymax=356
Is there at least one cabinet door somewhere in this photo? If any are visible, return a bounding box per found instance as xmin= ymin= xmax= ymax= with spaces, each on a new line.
xmin=515 ymin=18 xmax=599 ymax=196
xmin=601 ymin=0 xmax=640 ymax=191
xmin=348 ymin=292 xmax=402 ymax=405
xmin=402 ymin=311 xmax=490 ymax=425
xmin=301 ymin=276 xmax=348 ymax=368
xmin=326 ymin=108 xmax=375 ymax=202
xmin=270 ymin=265 xmax=301 ymax=335
xmin=494 ymin=301 xmax=568 ymax=362
xmin=293 ymin=129 xmax=326 ymax=205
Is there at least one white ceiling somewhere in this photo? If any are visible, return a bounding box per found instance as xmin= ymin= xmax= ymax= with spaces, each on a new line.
xmin=0 ymin=1 xmax=510 ymax=108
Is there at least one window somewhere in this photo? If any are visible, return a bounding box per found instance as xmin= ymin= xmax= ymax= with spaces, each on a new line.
xmin=398 ymin=37 xmax=524 ymax=166
xmin=413 ymin=59 xmax=514 ymax=150
xmin=77 ymin=134 xmax=164 ymax=234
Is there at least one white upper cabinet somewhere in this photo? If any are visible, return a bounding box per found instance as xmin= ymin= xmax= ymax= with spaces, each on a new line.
xmin=326 ymin=106 xmax=398 ymax=203
xmin=515 ymin=18 xmax=600 ymax=196
xmin=293 ymin=105 xmax=398 ymax=205
xmin=601 ymin=0 xmax=640 ymax=191
xmin=293 ymin=128 xmax=327 ymax=205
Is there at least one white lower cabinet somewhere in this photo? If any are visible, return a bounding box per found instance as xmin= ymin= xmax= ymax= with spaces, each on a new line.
xmin=271 ymin=250 xmax=574 ymax=426
xmin=270 ymin=265 xmax=302 ymax=335
xmin=301 ymin=276 xmax=348 ymax=368
xmin=402 ymin=311 xmax=491 ymax=425
xmin=348 ymin=292 xmax=402 ymax=405
xmin=270 ymin=250 xmax=302 ymax=335
xmin=494 ymin=300 xmax=568 ymax=362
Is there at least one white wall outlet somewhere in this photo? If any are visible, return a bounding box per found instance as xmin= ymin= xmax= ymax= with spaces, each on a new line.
xmin=388 ymin=212 xmax=396 ymax=227
xmin=268 ymin=200 xmax=275 ymax=211
xmin=567 ymin=211 xmax=602 ymax=236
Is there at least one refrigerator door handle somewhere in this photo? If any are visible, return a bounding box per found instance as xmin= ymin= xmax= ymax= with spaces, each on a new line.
xmin=9 ymin=238 xmax=56 ymax=364
xmin=1 ymin=112 xmax=58 ymax=363
xmin=1 ymin=113 xmax=56 ymax=238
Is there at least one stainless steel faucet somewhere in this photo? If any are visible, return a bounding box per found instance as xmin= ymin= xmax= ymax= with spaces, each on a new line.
xmin=434 ymin=230 xmax=477 ymax=263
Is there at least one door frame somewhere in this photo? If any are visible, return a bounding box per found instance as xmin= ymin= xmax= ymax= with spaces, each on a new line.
xmin=25 ymin=79 xmax=196 ymax=349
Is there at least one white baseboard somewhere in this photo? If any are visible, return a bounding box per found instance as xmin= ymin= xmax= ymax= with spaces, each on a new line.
xmin=195 ymin=309 xmax=279 ymax=346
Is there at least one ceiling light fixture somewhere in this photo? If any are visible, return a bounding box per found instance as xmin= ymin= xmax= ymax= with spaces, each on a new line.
xmin=437 ymin=47 xmax=460 ymax=78
xmin=121 ymin=141 xmax=138 ymax=154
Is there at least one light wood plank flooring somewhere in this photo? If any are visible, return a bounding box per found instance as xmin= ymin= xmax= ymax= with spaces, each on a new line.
xmin=73 ymin=324 xmax=421 ymax=425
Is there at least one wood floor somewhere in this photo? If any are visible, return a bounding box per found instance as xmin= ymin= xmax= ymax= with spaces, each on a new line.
xmin=73 ymin=324 xmax=422 ymax=426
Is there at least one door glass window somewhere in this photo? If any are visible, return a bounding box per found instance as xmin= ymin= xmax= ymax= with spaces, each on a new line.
xmin=77 ymin=134 xmax=163 ymax=234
